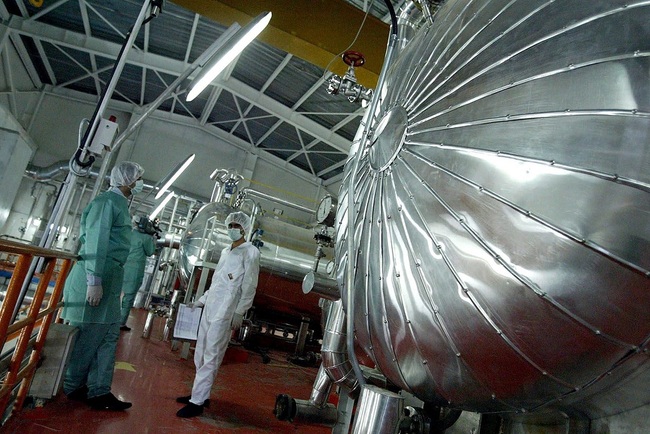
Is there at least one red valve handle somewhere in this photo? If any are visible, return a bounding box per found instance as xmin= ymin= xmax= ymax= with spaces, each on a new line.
xmin=342 ymin=50 xmax=366 ymax=67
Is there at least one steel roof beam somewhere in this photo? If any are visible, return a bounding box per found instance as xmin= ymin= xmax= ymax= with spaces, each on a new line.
xmin=5 ymin=15 xmax=350 ymax=154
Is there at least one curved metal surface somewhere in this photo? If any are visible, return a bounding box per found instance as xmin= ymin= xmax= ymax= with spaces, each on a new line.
xmin=336 ymin=0 xmax=650 ymax=417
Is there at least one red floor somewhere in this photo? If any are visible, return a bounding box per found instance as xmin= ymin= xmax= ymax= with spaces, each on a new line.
xmin=3 ymin=309 xmax=332 ymax=433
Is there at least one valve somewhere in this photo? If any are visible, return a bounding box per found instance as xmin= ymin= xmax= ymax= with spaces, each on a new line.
xmin=326 ymin=50 xmax=374 ymax=106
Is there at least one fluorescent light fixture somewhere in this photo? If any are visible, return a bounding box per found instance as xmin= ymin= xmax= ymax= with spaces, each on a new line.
xmin=155 ymin=154 xmax=195 ymax=199
xmin=150 ymin=191 xmax=175 ymax=220
xmin=186 ymin=11 xmax=272 ymax=102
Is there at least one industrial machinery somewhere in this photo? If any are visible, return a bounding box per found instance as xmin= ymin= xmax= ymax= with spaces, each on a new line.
xmin=178 ymin=170 xmax=337 ymax=356
xmin=276 ymin=0 xmax=650 ymax=433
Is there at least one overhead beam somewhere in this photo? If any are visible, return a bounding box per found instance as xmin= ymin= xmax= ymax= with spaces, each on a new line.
xmin=173 ymin=0 xmax=388 ymax=87
xmin=4 ymin=15 xmax=350 ymax=153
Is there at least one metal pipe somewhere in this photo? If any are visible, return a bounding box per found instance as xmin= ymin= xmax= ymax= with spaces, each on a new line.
xmin=343 ymin=0 xmax=399 ymax=390
xmin=24 ymin=161 xmax=69 ymax=180
xmin=240 ymin=187 xmax=314 ymax=215
xmin=309 ymin=364 xmax=334 ymax=408
xmin=274 ymin=392 xmax=338 ymax=427
xmin=294 ymin=315 xmax=310 ymax=355
xmin=142 ymin=310 xmax=155 ymax=338
xmin=24 ymin=161 xmax=208 ymax=202
xmin=301 ymin=271 xmax=340 ymax=301
xmin=351 ymin=385 xmax=404 ymax=434
xmin=321 ymin=299 xmax=357 ymax=391
xmin=75 ymin=0 xmax=151 ymax=169
xmin=396 ymin=1 xmax=422 ymax=51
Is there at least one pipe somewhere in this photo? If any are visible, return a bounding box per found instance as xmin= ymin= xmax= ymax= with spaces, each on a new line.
xmin=351 ymin=385 xmax=404 ymax=434
xmin=414 ymin=0 xmax=444 ymax=25
xmin=24 ymin=162 xmax=69 ymax=180
xmin=274 ymin=364 xmax=337 ymax=425
xmin=274 ymin=393 xmax=338 ymax=427
xmin=321 ymin=299 xmax=358 ymax=391
xmin=309 ymin=364 xmax=334 ymax=408
xmin=301 ymin=271 xmax=340 ymax=300
xmin=343 ymin=0 xmax=399 ymax=390
xmin=396 ymin=1 xmax=422 ymax=51
xmin=240 ymin=187 xmax=314 ymax=215
xmin=75 ymin=0 xmax=151 ymax=169
xmin=24 ymin=161 xmax=208 ymax=203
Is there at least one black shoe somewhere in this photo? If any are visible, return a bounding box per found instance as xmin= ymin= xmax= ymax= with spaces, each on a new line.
xmin=120 ymin=325 xmax=131 ymax=332
xmin=87 ymin=392 xmax=132 ymax=411
xmin=176 ymin=395 xmax=210 ymax=407
xmin=176 ymin=402 xmax=203 ymax=418
xmin=66 ymin=385 xmax=88 ymax=402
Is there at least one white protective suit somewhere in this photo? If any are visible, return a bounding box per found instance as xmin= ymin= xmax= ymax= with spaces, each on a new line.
xmin=189 ymin=240 xmax=260 ymax=405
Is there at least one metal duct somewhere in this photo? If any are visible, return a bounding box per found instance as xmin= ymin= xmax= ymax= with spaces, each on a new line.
xmin=396 ymin=1 xmax=423 ymax=51
xmin=24 ymin=161 xmax=207 ymax=203
xmin=351 ymin=385 xmax=404 ymax=434
xmin=320 ymin=299 xmax=357 ymax=392
xmin=24 ymin=162 xmax=71 ymax=181
xmin=179 ymin=201 xmax=336 ymax=286
xmin=336 ymin=0 xmax=650 ymax=419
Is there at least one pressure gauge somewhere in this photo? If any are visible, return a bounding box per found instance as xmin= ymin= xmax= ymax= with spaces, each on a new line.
xmin=316 ymin=195 xmax=337 ymax=226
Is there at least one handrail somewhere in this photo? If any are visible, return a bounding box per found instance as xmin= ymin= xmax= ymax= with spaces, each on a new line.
xmin=0 ymin=239 xmax=76 ymax=422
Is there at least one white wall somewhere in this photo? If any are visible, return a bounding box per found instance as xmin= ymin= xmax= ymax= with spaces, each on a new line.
xmin=0 ymin=103 xmax=36 ymax=232
xmin=0 ymin=88 xmax=337 ymax=243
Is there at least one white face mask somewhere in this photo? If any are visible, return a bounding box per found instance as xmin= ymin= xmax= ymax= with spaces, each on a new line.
xmin=227 ymin=228 xmax=243 ymax=241
xmin=131 ymin=179 xmax=144 ymax=194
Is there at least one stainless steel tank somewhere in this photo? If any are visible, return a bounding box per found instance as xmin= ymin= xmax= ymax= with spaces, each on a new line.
xmin=335 ymin=0 xmax=650 ymax=418
xmin=179 ymin=201 xmax=336 ymax=320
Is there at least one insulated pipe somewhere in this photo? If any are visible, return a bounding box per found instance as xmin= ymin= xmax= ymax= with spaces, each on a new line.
xmin=396 ymin=1 xmax=422 ymax=51
xmin=344 ymin=0 xmax=399 ymax=391
xmin=309 ymin=364 xmax=334 ymax=408
xmin=321 ymin=299 xmax=357 ymax=391
xmin=274 ymin=393 xmax=338 ymax=427
xmin=24 ymin=162 xmax=69 ymax=180
xmin=351 ymin=385 xmax=404 ymax=434
xmin=24 ymin=162 xmax=207 ymax=202
xmin=239 ymin=188 xmax=314 ymax=215
xmin=301 ymin=271 xmax=340 ymax=301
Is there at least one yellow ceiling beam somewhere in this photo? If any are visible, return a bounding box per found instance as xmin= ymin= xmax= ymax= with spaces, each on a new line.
xmin=173 ymin=0 xmax=389 ymax=86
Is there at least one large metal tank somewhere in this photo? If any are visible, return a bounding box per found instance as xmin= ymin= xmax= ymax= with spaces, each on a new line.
xmin=336 ymin=0 xmax=650 ymax=419
xmin=180 ymin=201 xmax=335 ymax=322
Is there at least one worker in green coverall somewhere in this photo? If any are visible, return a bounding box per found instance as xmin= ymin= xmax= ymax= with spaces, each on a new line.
xmin=61 ymin=161 xmax=144 ymax=411
xmin=119 ymin=218 xmax=156 ymax=331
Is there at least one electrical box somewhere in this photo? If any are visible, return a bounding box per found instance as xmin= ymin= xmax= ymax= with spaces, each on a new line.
xmin=28 ymin=323 xmax=79 ymax=400
xmin=87 ymin=116 xmax=119 ymax=155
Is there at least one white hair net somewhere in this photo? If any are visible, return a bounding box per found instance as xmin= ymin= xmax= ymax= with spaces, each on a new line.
xmin=110 ymin=161 xmax=144 ymax=187
xmin=225 ymin=211 xmax=251 ymax=235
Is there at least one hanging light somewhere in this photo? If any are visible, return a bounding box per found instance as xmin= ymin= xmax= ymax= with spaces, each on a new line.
xmin=155 ymin=154 xmax=195 ymax=199
xmin=150 ymin=191 xmax=175 ymax=220
xmin=186 ymin=11 xmax=272 ymax=102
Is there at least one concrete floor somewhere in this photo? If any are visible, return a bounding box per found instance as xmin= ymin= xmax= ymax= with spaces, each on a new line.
xmin=3 ymin=308 xmax=332 ymax=433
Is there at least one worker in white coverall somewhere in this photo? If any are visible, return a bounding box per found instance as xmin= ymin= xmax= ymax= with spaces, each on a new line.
xmin=176 ymin=211 xmax=260 ymax=418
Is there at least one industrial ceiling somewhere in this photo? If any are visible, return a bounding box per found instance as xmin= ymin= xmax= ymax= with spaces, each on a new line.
xmin=0 ymin=0 xmax=398 ymax=187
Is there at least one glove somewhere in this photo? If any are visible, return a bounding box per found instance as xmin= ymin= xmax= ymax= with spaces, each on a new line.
xmin=86 ymin=284 xmax=103 ymax=306
xmin=187 ymin=300 xmax=204 ymax=310
xmin=230 ymin=313 xmax=243 ymax=330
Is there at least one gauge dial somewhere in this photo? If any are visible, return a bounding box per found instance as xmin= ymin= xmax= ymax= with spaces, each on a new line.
xmin=316 ymin=195 xmax=337 ymax=226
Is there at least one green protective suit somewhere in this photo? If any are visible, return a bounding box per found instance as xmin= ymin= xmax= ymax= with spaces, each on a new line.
xmin=120 ymin=229 xmax=156 ymax=326
xmin=61 ymin=190 xmax=132 ymax=398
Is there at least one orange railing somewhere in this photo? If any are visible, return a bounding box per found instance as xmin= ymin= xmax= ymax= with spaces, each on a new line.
xmin=0 ymin=239 xmax=77 ymax=421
